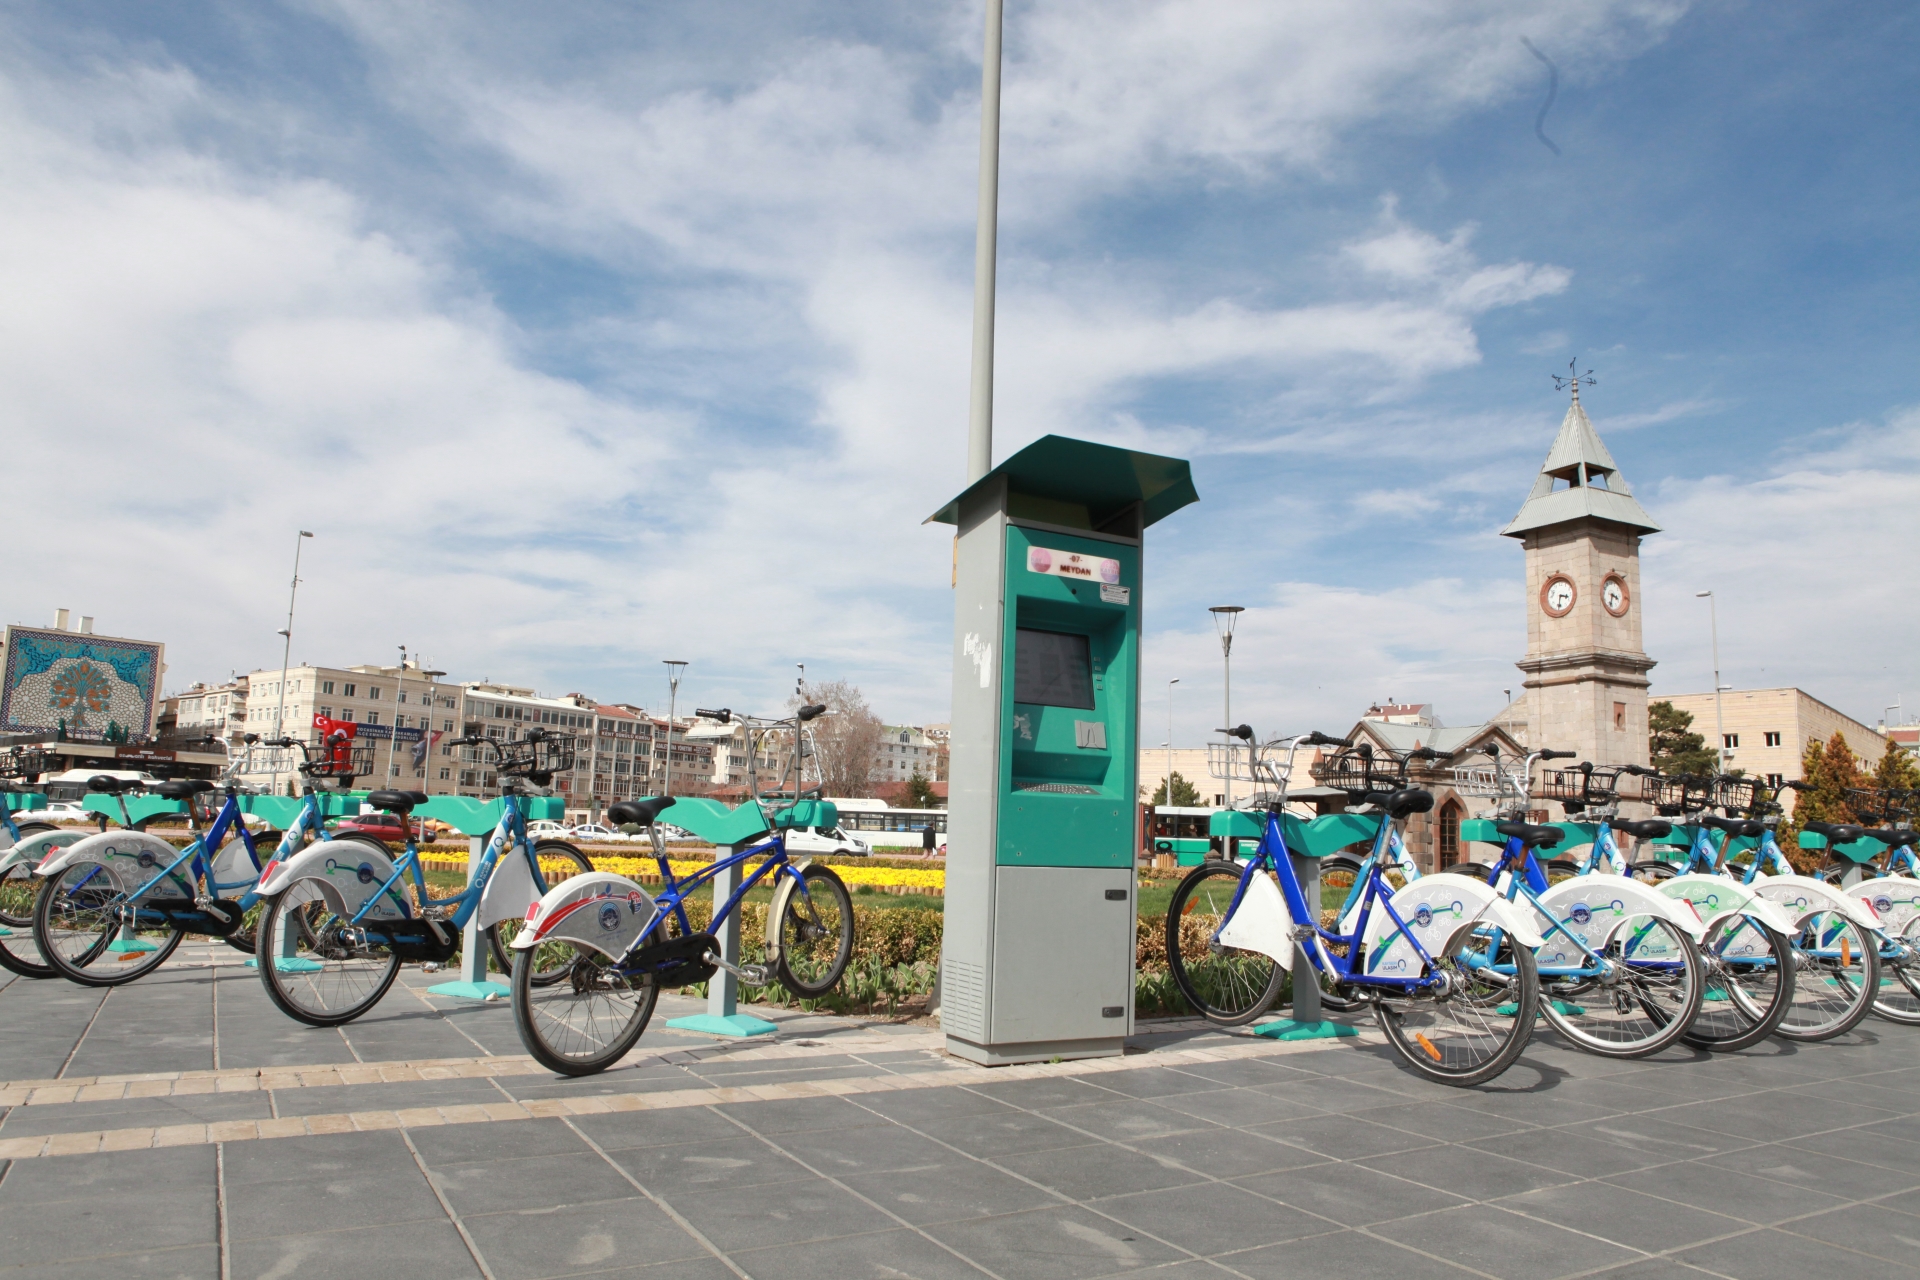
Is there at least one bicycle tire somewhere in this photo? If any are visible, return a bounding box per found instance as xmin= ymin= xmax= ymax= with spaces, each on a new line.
xmin=1627 ymin=860 xmax=1680 ymax=883
xmin=32 ymin=866 xmax=185 ymax=987
xmin=1775 ymin=911 xmax=1878 ymax=1042
xmin=774 ymin=864 xmax=854 ymax=997
xmin=222 ymin=832 xmax=381 ymax=956
xmin=256 ymin=879 xmax=402 ymax=1026
xmin=487 ymin=840 xmax=594 ymax=981
xmin=1452 ymin=862 xmax=1499 ymax=885
xmin=1873 ymin=916 xmax=1920 ymax=1025
xmin=512 ymin=941 xmax=659 ymax=1076
xmin=1164 ymin=861 xmax=1286 ymax=1026
xmin=1538 ymin=919 xmax=1705 ymax=1059
xmin=1683 ymin=914 xmax=1795 ymax=1051
xmin=1311 ymin=857 xmax=1369 ymax=1015
xmin=0 ymin=822 xmax=59 ymax=978
xmin=1374 ymin=924 xmax=1537 ymax=1086
xmin=1543 ymin=858 xmax=1583 ymax=885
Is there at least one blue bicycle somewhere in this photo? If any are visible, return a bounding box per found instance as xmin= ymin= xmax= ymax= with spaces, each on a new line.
xmin=252 ymin=728 xmax=592 ymax=1026
xmin=509 ymin=705 xmax=855 ymax=1076
xmin=0 ymin=748 xmax=80 ymax=978
xmin=1165 ymin=728 xmax=1544 ymax=1086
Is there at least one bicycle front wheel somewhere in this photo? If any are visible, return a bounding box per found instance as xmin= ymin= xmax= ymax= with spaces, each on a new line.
xmin=1375 ymin=925 xmax=1537 ymax=1086
xmin=1874 ymin=916 xmax=1920 ymax=1025
xmin=32 ymin=868 xmax=184 ymax=986
xmin=1164 ymin=862 xmax=1286 ymax=1026
xmin=1539 ymin=918 xmax=1704 ymax=1058
xmin=1684 ymin=914 xmax=1794 ymax=1051
xmin=1776 ymin=911 xmax=1878 ymax=1042
xmin=512 ymin=944 xmax=658 ymax=1076
xmin=774 ymin=864 xmax=854 ymax=997
xmin=0 ymin=822 xmax=58 ymax=978
xmin=256 ymin=879 xmax=401 ymax=1026
xmin=487 ymin=840 xmax=594 ymax=982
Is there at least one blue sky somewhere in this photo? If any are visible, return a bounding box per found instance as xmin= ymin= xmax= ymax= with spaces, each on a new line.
xmin=5 ymin=1 xmax=1915 ymax=743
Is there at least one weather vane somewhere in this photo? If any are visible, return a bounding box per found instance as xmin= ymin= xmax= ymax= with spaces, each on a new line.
xmin=1552 ymin=358 xmax=1595 ymax=404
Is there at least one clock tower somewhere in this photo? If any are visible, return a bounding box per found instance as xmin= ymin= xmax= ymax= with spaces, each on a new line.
xmin=1504 ymin=378 xmax=1660 ymax=768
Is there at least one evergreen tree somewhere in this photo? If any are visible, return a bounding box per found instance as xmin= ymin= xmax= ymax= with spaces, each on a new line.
xmin=1648 ymin=700 xmax=1716 ymax=777
xmin=1151 ymin=772 xmax=1202 ymax=806
xmin=1796 ymin=733 xmax=1870 ymax=825
xmin=1868 ymin=747 xmax=1920 ymax=820
xmin=904 ymin=770 xmax=939 ymax=809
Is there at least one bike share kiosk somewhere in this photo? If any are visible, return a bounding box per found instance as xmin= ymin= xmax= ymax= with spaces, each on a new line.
xmin=930 ymin=435 xmax=1198 ymax=1065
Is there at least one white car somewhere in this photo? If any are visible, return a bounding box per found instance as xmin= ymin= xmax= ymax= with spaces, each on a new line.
xmin=526 ymin=820 xmax=571 ymax=837
xmin=782 ymin=824 xmax=871 ymax=857
xmin=566 ymin=822 xmax=633 ymax=843
xmin=8 ymin=800 xmax=91 ymax=824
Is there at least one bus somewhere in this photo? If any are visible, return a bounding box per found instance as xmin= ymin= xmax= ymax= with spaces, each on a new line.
xmin=1146 ymin=805 xmax=1214 ymax=866
xmin=830 ymin=798 xmax=948 ymax=852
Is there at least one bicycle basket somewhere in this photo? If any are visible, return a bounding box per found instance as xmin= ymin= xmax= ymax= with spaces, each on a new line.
xmin=1648 ymin=775 xmax=1709 ymax=816
xmin=0 ymin=748 xmax=50 ymax=780
xmin=1450 ymin=758 xmax=1526 ymax=799
xmin=1538 ymin=767 xmax=1622 ymax=806
xmin=500 ymin=732 xmax=577 ymax=780
xmin=1711 ymin=777 xmax=1758 ymax=813
xmin=1310 ymin=749 xmax=1396 ymax=793
xmin=307 ymin=733 xmax=375 ymax=780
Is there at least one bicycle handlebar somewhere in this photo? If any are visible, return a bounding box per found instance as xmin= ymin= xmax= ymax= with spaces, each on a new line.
xmin=1539 ymin=749 xmax=1577 ymax=760
xmin=1301 ymin=731 xmax=1350 ymax=747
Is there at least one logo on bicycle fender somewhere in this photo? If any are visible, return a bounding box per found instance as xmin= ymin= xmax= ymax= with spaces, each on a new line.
xmin=1414 ymin=906 xmax=1433 ymax=929
xmin=1874 ymin=896 xmax=1894 ymax=914
xmin=1569 ymin=903 xmax=1592 ymax=926
xmin=136 ymin=850 xmax=160 ymax=869
xmin=598 ymin=903 xmax=622 ymax=932
xmin=357 ymin=863 xmax=377 ymax=884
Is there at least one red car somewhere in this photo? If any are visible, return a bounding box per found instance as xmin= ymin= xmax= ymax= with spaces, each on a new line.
xmin=332 ymin=813 xmax=435 ymax=845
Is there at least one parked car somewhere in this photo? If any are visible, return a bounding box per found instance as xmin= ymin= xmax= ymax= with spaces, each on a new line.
xmin=8 ymin=800 xmax=91 ymax=824
xmin=782 ymin=824 xmax=871 ymax=857
xmin=333 ymin=812 xmax=436 ymax=844
xmin=566 ymin=822 xmax=632 ymax=843
xmin=526 ymin=819 xmax=571 ymax=837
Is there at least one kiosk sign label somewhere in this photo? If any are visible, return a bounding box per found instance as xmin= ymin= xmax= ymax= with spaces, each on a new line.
xmin=1026 ymin=546 xmax=1121 ymax=585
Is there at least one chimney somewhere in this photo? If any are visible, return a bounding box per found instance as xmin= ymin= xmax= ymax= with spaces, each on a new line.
xmin=53 ymin=608 xmax=70 ymax=630
xmin=79 ymin=616 xmax=94 ymax=634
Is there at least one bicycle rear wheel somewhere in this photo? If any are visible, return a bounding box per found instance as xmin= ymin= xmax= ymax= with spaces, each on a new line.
xmin=32 ymin=868 xmax=184 ymax=986
xmin=1874 ymin=917 xmax=1920 ymax=1025
xmin=1375 ymin=925 xmax=1537 ymax=1086
xmin=1164 ymin=862 xmax=1286 ymax=1026
xmin=1683 ymin=914 xmax=1794 ymax=1051
xmin=1776 ymin=911 xmax=1878 ymax=1042
xmin=0 ymin=822 xmax=58 ymax=978
xmin=256 ymin=879 xmax=401 ymax=1026
xmin=512 ymin=944 xmax=659 ymax=1076
xmin=774 ymin=864 xmax=854 ymax=997
xmin=1539 ymin=918 xmax=1704 ymax=1058
xmin=487 ymin=840 xmax=594 ymax=982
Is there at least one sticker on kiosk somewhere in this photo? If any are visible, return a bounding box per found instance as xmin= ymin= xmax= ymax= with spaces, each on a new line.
xmin=1027 ymin=546 xmax=1128 ymax=603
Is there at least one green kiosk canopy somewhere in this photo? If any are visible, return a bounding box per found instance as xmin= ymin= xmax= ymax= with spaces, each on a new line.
xmin=931 ymin=435 xmax=1197 ymax=1066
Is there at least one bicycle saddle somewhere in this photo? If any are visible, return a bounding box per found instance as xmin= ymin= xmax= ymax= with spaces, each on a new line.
xmin=1376 ymin=788 xmax=1433 ymax=820
xmin=609 ymin=796 xmax=677 ymax=827
xmin=152 ymin=780 xmax=214 ymax=800
xmin=367 ymin=789 xmax=430 ymax=813
xmin=1698 ymin=815 xmax=1763 ymax=837
xmin=1865 ymin=828 xmax=1918 ymax=848
xmin=1803 ymin=820 xmax=1864 ymax=844
xmin=1495 ymin=821 xmax=1563 ymax=848
xmin=88 ymin=775 xmax=135 ymax=794
xmin=1614 ymin=819 xmax=1673 ymax=840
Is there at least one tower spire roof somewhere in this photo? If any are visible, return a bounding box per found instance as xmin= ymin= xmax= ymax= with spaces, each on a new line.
xmin=1502 ymin=380 xmax=1660 ymax=538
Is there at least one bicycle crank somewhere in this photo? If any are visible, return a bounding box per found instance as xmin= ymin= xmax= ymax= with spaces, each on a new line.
xmin=703 ymin=951 xmax=772 ymax=987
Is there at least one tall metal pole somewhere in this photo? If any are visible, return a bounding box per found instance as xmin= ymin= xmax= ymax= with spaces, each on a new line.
xmin=965 ymin=0 xmax=1004 ymax=483
xmin=387 ymin=645 xmax=407 ymax=785
xmin=1165 ymin=678 xmax=1179 ymax=805
xmin=270 ymin=531 xmax=314 ymax=796
xmin=1697 ymin=591 xmax=1725 ymax=774
xmin=663 ymin=661 xmax=688 ymax=798
xmin=1210 ymin=607 xmax=1243 ymax=807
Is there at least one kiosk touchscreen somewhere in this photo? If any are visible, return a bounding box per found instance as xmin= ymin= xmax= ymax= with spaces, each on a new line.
xmin=930 ymin=436 xmax=1197 ymax=1065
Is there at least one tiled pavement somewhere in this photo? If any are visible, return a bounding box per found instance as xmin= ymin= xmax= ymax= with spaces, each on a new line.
xmin=1 ymin=944 xmax=1918 ymax=1279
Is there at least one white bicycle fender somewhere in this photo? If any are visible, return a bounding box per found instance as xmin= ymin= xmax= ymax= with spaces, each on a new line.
xmin=1534 ymin=876 xmax=1709 ymax=945
xmin=1361 ymin=874 xmax=1545 ymax=979
xmin=255 ymin=840 xmax=409 ymax=921
xmin=1657 ymin=874 xmax=1797 ymax=936
xmin=34 ymin=831 xmax=195 ymax=900
xmin=477 ymin=848 xmax=538 ymax=932
xmin=1748 ymin=875 xmax=1882 ymax=931
xmin=516 ymin=872 xmax=656 ymax=959
xmin=1850 ymin=877 xmax=1920 ymax=935
xmin=208 ymin=839 xmax=265 ymax=896
xmin=1216 ymin=871 xmax=1295 ymax=970
xmin=762 ymin=858 xmax=814 ymax=964
xmin=0 ymin=829 xmax=87 ymax=877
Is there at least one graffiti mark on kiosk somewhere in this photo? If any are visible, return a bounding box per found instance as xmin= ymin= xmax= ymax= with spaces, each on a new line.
xmin=1027 ymin=547 xmax=1121 ymax=585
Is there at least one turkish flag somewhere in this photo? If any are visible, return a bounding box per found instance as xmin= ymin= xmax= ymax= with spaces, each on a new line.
xmin=312 ymin=714 xmax=359 ymax=741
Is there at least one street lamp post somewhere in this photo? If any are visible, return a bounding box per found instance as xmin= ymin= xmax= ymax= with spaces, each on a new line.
xmin=663 ymin=660 xmax=688 ymax=798
xmin=1696 ymin=591 xmax=1727 ymax=774
xmin=1165 ymin=677 xmax=1179 ymax=807
xmin=270 ymin=531 xmax=314 ymax=797
xmin=966 ymin=0 xmax=1004 ymax=484
xmin=1209 ymin=607 xmax=1244 ymax=807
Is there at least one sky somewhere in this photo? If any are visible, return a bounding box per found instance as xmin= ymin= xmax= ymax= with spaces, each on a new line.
xmin=4 ymin=0 xmax=1916 ymax=746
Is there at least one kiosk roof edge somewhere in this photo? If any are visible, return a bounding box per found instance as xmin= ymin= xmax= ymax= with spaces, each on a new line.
xmin=925 ymin=434 xmax=1199 ymax=530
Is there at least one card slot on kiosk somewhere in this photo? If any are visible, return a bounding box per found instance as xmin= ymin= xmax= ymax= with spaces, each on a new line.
xmin=930 ymin=435 xmax=1198 ymax=1066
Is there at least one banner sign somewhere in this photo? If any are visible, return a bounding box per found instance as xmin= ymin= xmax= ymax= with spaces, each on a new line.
xmin=1 ymin=626 xmax=165 ymax=740
xmin=313 ymin=714 xmax=422 ymax=744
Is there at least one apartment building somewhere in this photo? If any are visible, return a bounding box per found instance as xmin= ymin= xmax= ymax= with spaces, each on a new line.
xmin=168 ymin=679 xmax=248 ymax=749
xmin=1662 ymin=687 xmax=1888 ymax=812
xmin=873 ymin=725 xmax=943 ymax=786
xmin=234 ymin=661 xmax=463 ymax=793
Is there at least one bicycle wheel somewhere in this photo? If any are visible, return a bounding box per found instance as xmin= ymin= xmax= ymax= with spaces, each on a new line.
xmin=1683 ymin=914 xmax=1795 ymax=1051
xmin=0 ymin=822 xmax=58 ymax=978
xmin=1776 ymin=911 xmax=1878 ymax=1042
xmin=32 ymin=866 xmax=184 ymax=986
xmin=487 ymin=840 xmax=594 ymax=981
xmin=1627 ymin=860 xmax=1679 ymax=883
xmin=1873 ymin=916 xmax=1920 ymax=1025
xmin=1375 ymin=924 xmax=1537 ymax=1086
xmin=1163 ymin=861 xmax=1286 ymax=1026
xmin=1452 ymin=862 xmax=1498 ymax=885
xmin=774 ymin=864 xmax=854 ymax=997
xmin=1543 ymin=859 xmax=1583 ymax=885
xmin=1539 ymin=917 xmax=1704 ymax=1058
xmin=512 ymin=943 xmax=658 ymax=1076
xmin=256 ymin=878 xmax=401 ymax=1026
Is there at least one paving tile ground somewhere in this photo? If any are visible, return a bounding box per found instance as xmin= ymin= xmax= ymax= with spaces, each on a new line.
xmin=0 ymin=944 xmax=1915 ymax=1279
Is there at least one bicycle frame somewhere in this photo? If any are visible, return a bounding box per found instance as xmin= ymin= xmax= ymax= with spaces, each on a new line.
xmin=619 ymin=828 xmax=812 ymax=971
xmin=346 ymin=790 xmax=546 ymax=929
xmin=1334 ymin=815 xmax=1414 ymax=920
xmin=74 ymin=788 xmax=266 ymax=909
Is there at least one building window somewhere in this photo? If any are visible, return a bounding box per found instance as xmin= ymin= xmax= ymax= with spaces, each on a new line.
xmin=1767 ymin=773 xmax=1785 ymax=789
xmin=365 ymin=711 xmax=380 ymax=726
xmin=368 ymin=686 xmax=381 ymax=700
xmin=1764 ymin=731 xmax=1782 ymax=747
xmin=1723 ymin=734 xmax=1739 ymax=749
xmin=1437 ymin=801 xmax=1461 ymax=870
xmin=1613 ymin=702 xmax=1626 ymax=731
xmin=321 ymin=681 xmax=334 ymax=694
xmin=343 ymin=683 xmax=356 ymax=697
xmin=395 ymin=714 xmax=408 ymax=729
xmin=443 ymin=720 xmax=454 ymax=732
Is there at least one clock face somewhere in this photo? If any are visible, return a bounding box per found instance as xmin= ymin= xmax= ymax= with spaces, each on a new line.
xmin=1602 ymin=576 xmax=1629 ymax=617
xmin=1542 ymin=575 xmax=1576 ymax=617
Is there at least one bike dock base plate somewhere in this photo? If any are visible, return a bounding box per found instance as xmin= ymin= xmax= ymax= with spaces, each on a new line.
xmin=243 ymin=957 xmax=325 ymax=973
xmin=666 ymin=1013 xmax=778 ymax=1038
xmin=1252 ymin=1018 xmax=1359 ymax=1041
xmin=427 ymin=979 xmax=511 ymax=1001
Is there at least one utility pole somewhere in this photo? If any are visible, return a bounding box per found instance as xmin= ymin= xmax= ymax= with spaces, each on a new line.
xmin=965 ymin=0 xmax=1004 ymax=483
xmin=1165 ymin=678 xmax=1179 ymax=807
xmin=270 ymin=531 xmax=314 ymax=796
xmin=663 ymin=661 xmax=688 ymax=798
xmin=1210 ymin=606 xmax=1244 ymax=807
xmin=1696 ymin=591 xmax=1726 ymax=774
